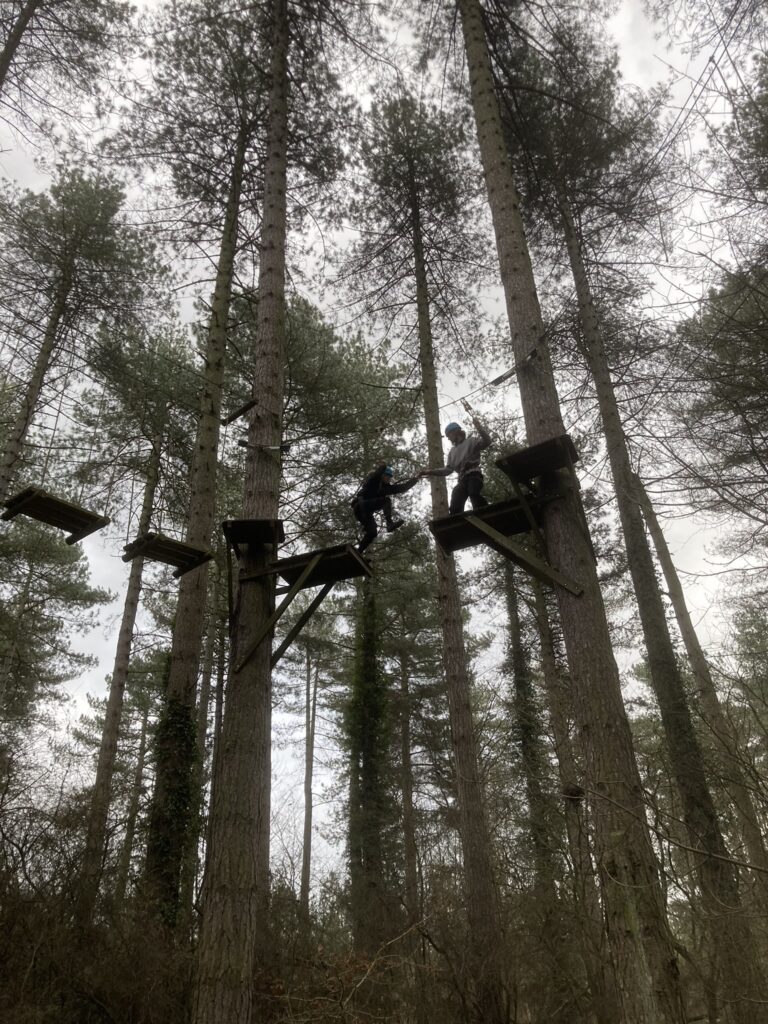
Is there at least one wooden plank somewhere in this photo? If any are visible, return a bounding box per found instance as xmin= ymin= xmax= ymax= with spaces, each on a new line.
xmin=235 ymin=553 xmax=323 ymax=673
xmin=429 ymin=496 xmax=551 ymax=555
xmin=274 ymin=543 xmax=372 ymax=588
xmin=495 ymin=434 xmax=579 ymax=483
xmin=221 ymin=397 xmax=258 ymax=426
xmin=221 ymin=518 xmax=285 ymax=555
xmin=2 ymin=487 xmax=110 ymax=542
xmin=465 ymin=515 xmax=583 ymax=596
xmin=271 ymin=582 xmax=335 ymax=668
xmin=122 ymin=532 xmax=213 ymax=576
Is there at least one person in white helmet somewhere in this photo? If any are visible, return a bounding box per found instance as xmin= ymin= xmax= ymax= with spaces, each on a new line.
xmin=421 ymin=414 xmax=492 ymax=514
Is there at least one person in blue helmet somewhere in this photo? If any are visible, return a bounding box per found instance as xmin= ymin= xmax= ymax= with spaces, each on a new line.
xmin=421 ymin=413 xmax=492 ymax=514
xmin=352 ymin=463 xmax=420 ymax=553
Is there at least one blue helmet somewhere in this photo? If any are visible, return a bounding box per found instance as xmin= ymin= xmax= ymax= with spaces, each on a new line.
xmin=383 ymin=466 xmax=394 ymax=477
xmin=444 ymin=422 xmax=461 ymax=437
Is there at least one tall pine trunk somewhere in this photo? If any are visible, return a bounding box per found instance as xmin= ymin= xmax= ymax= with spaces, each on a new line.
xmin=397 ymin=645 xmax=420 ymax=935
xmin=504 ymin=565 xmax=584 ymax=1024
xmin=299 ymin=648 xmax=318 ymax=930
xmin=0 ymin=269 xmax=71 ymax=502
xmin=397 ymin=644 xmax=428 ymax=1024
xmin=0 ymin=0 xmax=41 ymax=96
xmin=632 ymin=471 xmax=768 ymax=896
xmin=193 ymin=2 xmax=289 ymax=1019
xmin=531 ymin=579 xmax=620 ymax=1023
xmin=456 ymin=2 xmax=685 ymax=1019
xmin=347 ymin=577 xmax=390 ymax=955
xmin=560 ymin=197 xmax=767 ymax=1023
xmin=144 ymin=124 xmax=247 ymax=925
xmin=78 ymin=434 xmax=162 ymax=925
xmin=114 ymin=703 xmax=150 ymax=909
xmin=411 ymin=182 xmax=507 ymax=1022
xmin=178 ymin=603 xmax=220 ymax=942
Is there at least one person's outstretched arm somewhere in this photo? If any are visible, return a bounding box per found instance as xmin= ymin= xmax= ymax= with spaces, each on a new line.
xmin=388 ymin=475 xmax=421 ymax=495
xmin=474 ymin=418 xmax=492 ymax=449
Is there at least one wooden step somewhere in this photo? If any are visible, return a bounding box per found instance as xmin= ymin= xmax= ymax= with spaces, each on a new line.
xmin=122 ymin=532 xmax=213 ymax=578
xmin=2 ymin=486 xmax=110 ymax=544
xmin=495 ymin=434 xmax=579 ymax=483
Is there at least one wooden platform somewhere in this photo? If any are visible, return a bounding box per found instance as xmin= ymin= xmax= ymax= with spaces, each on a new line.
xmin=234 ymin=543 xmax=372 ymax=672
xmin=122 ymin=532 xmax=214 ymax=578
xmin=273 ymin=543 xmax=372 ymax=589
xmin=222 ymin=518 xmax=285 ymax=557
xmin=495 ymin=434 xmax=579 ymax=483
xmin=429 ymin=496 xmax=553 ymax=555
xmin=2 ymin=486 xmax=110 ymax=544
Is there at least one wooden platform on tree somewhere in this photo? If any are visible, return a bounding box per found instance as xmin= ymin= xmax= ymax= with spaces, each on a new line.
xmin=234 ymin=543 xmax=372 ymax=672
xmin=2 ymin=486 xmax=110 ymax=544
xmin=429 ymin=496 xmax=554 ymax=556
xmin=122 ymin=532 xmax=214 ymax=578
xmin=495 ymin=434 xmax=579 ymax=483
xmin=222 ymin=518 xmax=285 ymax=557
xmin=273 ymin=543 xmax=372 ymax=589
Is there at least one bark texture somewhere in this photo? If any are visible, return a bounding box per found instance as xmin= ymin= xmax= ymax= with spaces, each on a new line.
xmin=411 ymin=184 xmax=507 ymax=1022
xmin=505 ymin=565 xmax=584 ymax=1024
xmin=78 ymin=435 xmax=162 ymax=926
xmin=0 ymin=269 xmax=71 ymax=502
xmin=348 ymin=578 xmax=389 ymax=955
xmin=144 ymin=124 xmax=247 ymax=924
xmin=632 ymin=471 xmax=768 ymax=895
xmin=299 ymin=649 xmax=318 ymax=929
xmin=531 ymin=579 xmax=621 ymax=1024
xmin=114 ymin=704 xmax=149 ymax=909
xmin=0 ymin=0 xmax=42 ymax=95
xmin=456 ymin=2 xmax=685 ymax=1019
xmin=193 ymin=2 xmax=289 ymax=1020
xmin=561 ymin=197 xmax=767 ymax=1022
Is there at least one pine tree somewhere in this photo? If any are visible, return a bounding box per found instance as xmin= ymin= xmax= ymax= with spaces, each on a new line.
xmin=345 ymin=91 xmax=508 ymax=1021
xmin=0 ymin=0 xmax=131 ymax=125
xmin=452 ymin=2 xmax=686 ymax=1017
xmin=0 ymin=166 xmax=157 ymax=503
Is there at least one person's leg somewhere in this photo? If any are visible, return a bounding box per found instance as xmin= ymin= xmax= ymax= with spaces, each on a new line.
xmin=382 ymin=495 xmax=404 ymax=532
xmin=449 ymin=478 xmax=468 ymax=514
xmin=356 ymin=500 xmax=378 ymax=552
xmin=467 ymin=473 xmax=489 ymax=510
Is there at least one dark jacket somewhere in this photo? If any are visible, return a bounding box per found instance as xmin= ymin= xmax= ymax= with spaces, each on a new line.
xmin=358 ymin=464 xmax=418 ymax=501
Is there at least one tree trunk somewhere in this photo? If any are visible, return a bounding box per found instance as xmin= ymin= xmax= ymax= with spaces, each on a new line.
xmin=0 ymin=268 xmax=71 ymax=503
xmin=504 ymin=564 xmax=584 ymax=1024
xmin=398 ymin=643 xmax=427 ymax=1024
xmin=194 ymin=1 xmax=289 ymax=1018
xmin=397 ymin=646 xmax=420 ymax=935
xmin=456 ymin=2 xmax=685 ymax=1019
xmin=632 ymin=471 xmax=768 ymax=895
xmin=78 ymin=434 xmax=162 ymax=926
xmin=531 ymin=579 xmax=620 ymax=1024
xmin=299 ymin=648 xmax=318 ymax=930
xmin=177 ymin=604 xmax=219 ymax=942
xmin=114 ymin=703 xmax=150 ymax=910
xmin=560 ymin=196 xmax=767 ymax=1023
xmin=348 ymin=577 xmax=390 ymax=955
xmin=144 ymin=122 xmax=247 ymax=926
xmin=411 ymin=182 xmax=507 ymax=1023
xmin=0 ymin=0 xmax=42 ymax=96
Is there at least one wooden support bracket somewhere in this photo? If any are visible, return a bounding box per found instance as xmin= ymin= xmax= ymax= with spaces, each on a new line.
xmin=271 ymin=581 xmax=335 ymax=668
xmin=509 ymin=478 xmax=548 ymax=555
xmin=465 ymin=515 xmax=583 ymax=597
xmin=234 ymin=553 xmax=323 ymax=673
